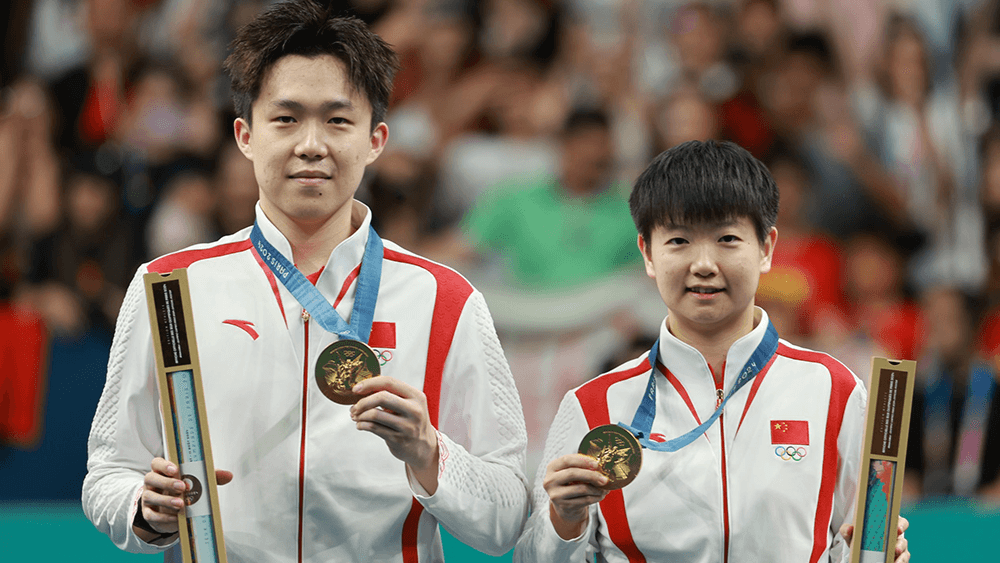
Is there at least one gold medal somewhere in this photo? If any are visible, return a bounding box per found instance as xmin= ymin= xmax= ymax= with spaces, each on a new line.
xmin=578 ymin=424 xmax=643 ymax=490
xmin=315 ymin=340 xmax=381 ymax=404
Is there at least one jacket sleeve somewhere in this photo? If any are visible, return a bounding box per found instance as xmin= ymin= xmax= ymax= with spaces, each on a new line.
xmin=408 ymin=290 xmax=529 ymax=555
xmin=513 ymin=391 xmax=597 ymax=563
xmin=81 ymin=266 xmax=176 ymax=553
xmin=830 ymin=380 xmax=868 ymax=562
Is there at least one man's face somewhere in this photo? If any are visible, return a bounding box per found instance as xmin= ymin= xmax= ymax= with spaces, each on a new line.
xmin=560 ymin=126 xmax=613 ymax=195
xmin=234 ymin=54 xmax=387 ymax=232
xmin=639 ymin=217 xmax=776 ymax=342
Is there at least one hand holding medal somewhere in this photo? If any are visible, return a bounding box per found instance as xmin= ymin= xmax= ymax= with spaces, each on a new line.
xmin=349 ymin=375 xmax=440 ymax=494
xmin=252 ymin=222 xmax=439 ymax=493
xmin=540 ymin=424 xmax=642 ymax=541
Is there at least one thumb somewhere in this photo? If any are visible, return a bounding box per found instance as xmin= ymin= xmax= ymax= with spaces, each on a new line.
xmin=215 ymin=469 xmax=234 ymax=486
xmin=839 ymin=524 xmax=854 ymax=546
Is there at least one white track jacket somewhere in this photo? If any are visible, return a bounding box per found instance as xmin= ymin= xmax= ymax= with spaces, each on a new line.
xmin=83 ymin=203 xmax=529 ymax=562
xmin=515 ymin=310 xmax=867 ymax=563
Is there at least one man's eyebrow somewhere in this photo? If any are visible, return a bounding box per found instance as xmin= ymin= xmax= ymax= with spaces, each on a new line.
xmin=271 ymin=99 xmax=355 ymax=112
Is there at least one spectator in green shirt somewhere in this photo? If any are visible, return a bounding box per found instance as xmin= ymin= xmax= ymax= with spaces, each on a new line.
xmin=461 ymin=109 xmax=642 ymax=289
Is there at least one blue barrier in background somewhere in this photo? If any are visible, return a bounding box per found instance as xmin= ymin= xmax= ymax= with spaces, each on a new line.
xmin=1 ymin=499 xmax=998 ymax=560
xmin=0 ymin=502 xmax=513 ymax=561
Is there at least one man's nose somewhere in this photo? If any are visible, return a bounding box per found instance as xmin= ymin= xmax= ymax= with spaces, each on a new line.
xmin=296 ymin=122 xmax=329 ymax=159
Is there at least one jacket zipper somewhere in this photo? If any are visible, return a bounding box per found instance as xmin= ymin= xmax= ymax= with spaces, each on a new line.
xmin=297 ymin=311 xmax=310 ymax=563
xmin=716 ymin=385 xmax=730 ymax=563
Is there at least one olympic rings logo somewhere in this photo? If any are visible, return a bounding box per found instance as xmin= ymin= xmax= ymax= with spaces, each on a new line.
xmin=376 ymin=349 xmax=393 ymax=366
xmin=775 ymin=446 xmax=807 ymax=461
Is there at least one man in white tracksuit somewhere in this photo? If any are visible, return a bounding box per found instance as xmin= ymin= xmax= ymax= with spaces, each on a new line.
xmin=82 ymin=3 xmax=528 ymax=561
xmin=514 ymin=140 xmax=911 ymax=562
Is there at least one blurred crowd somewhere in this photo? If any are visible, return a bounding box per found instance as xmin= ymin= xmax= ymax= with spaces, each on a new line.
xmin=2 ymin=0 xmax=1000 ymax=505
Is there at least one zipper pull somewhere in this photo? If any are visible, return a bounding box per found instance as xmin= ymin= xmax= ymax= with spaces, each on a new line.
xmin=716 ymin=389 xmax=724 ymax=410
xmin=301 ymin=309 xmax=311 ymax=323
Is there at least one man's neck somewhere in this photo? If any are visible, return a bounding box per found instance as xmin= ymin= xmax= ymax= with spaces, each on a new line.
xmin=263 ymin=201 xmax=362 ymax=276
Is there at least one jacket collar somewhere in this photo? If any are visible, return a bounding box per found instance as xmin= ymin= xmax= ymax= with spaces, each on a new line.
xmin=656 ymin=307 xmax=773 ymax=392
xmin=252 ymin=201 xmax=374 ymax=302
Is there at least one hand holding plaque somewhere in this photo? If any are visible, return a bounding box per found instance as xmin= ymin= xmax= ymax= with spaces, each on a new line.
xmin=137 ymin=458 xmax=234 ymax=539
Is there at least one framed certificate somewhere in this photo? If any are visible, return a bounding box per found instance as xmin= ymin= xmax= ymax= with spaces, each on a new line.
xmin=850 ymin=358 xmax=916 ymax=563
xmin=144 ymin=269 xmax=227 ymax=563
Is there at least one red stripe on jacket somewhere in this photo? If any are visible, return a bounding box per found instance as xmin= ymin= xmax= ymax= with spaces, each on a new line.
xmin=383 ymin=248 xmax=474 ymax=563
xmin=250 ymin=246 xmax=286 ymax=327
xmin=575 ymin=362 xmax=649 ymax=563
xmin=775 ymin=344 xmax=858 ymax=563
xmin=147 ymin=239 xmax=252 ymax=273
xmin=736 ymin=353 xmax=778 ymax=435
xmin=148 ymin=238 xmax=293 ymax=330
xmin=661 ymin=362 xmax=704 ymax=427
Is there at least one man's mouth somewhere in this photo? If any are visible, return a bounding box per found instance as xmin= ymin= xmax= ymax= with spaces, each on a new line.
xmin=289 ymin=171 xmax=332 ymax=179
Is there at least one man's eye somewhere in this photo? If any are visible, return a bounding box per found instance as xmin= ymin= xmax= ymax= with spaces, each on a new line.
xmin=667 ymin=238 xmax=687 ymax=245
xmin=720 ymin=235 xmax=739 ymax=243
xmin=329 ymin=117 xmax=348 ymax=125
xmin=277 ymin=116 xmax=296 ymax=124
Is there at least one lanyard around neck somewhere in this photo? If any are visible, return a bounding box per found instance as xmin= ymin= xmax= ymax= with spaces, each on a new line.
xmin=619 ymin=320 xmax=779 ymax=452
xmin=250 ymin=221 xmax=383 ymax=342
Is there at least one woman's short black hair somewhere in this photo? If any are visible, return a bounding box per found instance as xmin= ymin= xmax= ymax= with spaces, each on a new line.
xmin=224 ymin=0 xmax=399 ymax=130
xmin=629 ymin=140 xmax=779 ymax=245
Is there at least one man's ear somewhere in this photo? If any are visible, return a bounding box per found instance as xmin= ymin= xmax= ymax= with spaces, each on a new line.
xmin=234 ymin=118 xmax=253 ymax=160
xmin=365 ymin=122 xmax=389 ymax=165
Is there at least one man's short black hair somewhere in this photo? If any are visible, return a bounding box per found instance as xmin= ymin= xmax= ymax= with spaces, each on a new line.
xmin=629 ymin=139 xmax=779 ymax=245
xmin=224 ymin=0 xmax=399 ymax=130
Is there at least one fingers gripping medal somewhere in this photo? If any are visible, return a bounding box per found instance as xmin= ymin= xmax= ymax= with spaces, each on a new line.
xmin=578 ymin=424 xmax=642 ymax=490
xmin=315 ymin=340 xmax=381 ymax=404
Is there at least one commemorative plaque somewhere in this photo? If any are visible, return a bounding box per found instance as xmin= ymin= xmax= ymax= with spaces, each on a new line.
xmin=315 ymin=340 xmax=381 ymax=404
xmin=144 ymin=269 xmax=227 ymax=563
xmin=850 ymin=358 xmax=916 ymax=563
xmin=578 ymin=424 xmax=643 ymax=490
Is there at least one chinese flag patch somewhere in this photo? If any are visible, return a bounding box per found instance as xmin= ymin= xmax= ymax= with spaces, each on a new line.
xmin=770 ymin=420 xmax=809 ymax=445
xmin=368 ymin=321 xmax=396 ymax=349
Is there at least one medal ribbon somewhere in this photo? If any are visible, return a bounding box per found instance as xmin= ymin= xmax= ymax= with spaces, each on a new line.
xmin=618 ymin=320 xmax=779 ymax=452
xmin=250 ymin=221 xmax=383 ymax=342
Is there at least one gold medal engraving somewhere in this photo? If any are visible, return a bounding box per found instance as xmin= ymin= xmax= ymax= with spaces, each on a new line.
xmin=315 ymin=340 xmax=381 ymax=404
xmin=578 ymin=424 xmax=643 ymax=490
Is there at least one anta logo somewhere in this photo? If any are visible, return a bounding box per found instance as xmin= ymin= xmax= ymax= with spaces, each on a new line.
xmin=223 ymin=319 xmax=259 ymax=340
xmin=771 ymin=420 xmax=808 ymax=462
